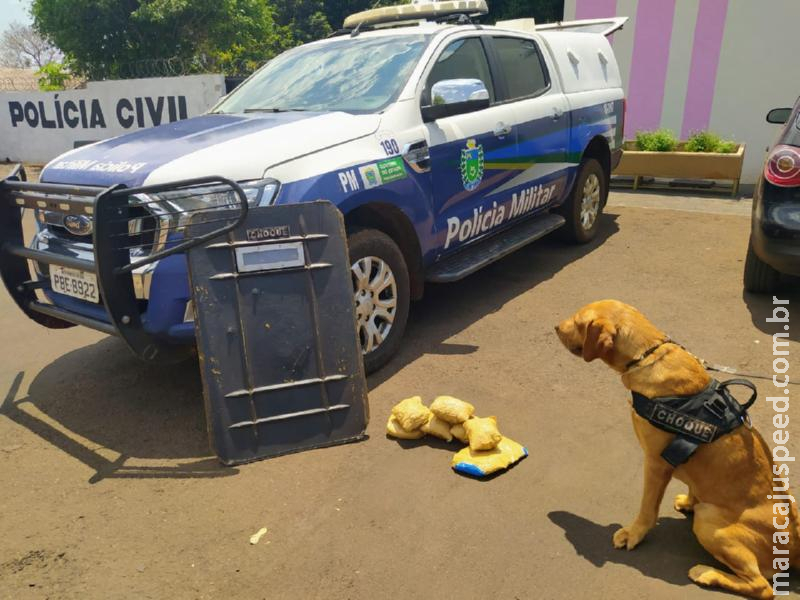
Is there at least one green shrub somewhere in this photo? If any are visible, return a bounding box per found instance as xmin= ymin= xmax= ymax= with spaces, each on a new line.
xmin=685 ymin=131 xmax=720 ymax=153
xmin=635 ymin=129 xmax=678 ymax=152
xmin=37 ymin=62 xmax=71 ymax=91
xmin=716 ymin=140 xmax=738 ymax=154
xmin=685 ymin=131 xmax=738 ymax=153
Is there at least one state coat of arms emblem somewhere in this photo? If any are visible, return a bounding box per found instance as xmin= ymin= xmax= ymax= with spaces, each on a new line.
xmin=460 ymin=138 xmax=484 ymax=191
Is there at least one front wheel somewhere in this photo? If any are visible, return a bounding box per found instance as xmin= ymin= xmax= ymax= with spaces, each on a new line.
xmin=557 ymin=158 xmax=607 ymax=244
xmin=348 ymin=229 xmax=410 ymax=374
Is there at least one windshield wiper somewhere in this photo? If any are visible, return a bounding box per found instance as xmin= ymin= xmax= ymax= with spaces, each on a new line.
xmin=243 ymin=108 xmax=309 ymax=113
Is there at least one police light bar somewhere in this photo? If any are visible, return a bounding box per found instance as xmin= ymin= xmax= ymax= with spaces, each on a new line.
xmin=343 ymin=0 xmax=489 ymax=30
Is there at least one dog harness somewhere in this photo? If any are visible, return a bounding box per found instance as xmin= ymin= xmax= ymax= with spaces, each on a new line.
xmin=631 ymin=379 xmax=757 ymax=467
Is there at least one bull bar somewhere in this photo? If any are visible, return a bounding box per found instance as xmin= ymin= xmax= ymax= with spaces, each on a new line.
xmin=0 ymin=164 xmax=250 ymax=363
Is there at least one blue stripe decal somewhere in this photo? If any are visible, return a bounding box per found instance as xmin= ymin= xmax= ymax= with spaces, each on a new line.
xmin=568 ymin=101 xmax=623 ymax=155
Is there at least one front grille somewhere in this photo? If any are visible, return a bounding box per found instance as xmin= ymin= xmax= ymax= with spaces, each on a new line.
xmin=42 ymin=211 xmax=91 ymax=242
xmin=24 ymin=179 xmax=248 ymax=276
xmin=43 ymin=224 xmax=88 ymax=243
xmin=41 ymin=196 xmax=164 ymax=258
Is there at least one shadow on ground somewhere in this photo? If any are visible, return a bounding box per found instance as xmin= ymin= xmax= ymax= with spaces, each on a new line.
xmin=549 ymin=511 xmax=800 ymax=595
xmin=1 ymin=215 xmax=618 ymax=482
xmin=1 ymin=340 xmax=237 ymax=483
xmin=743 ymin=288 xmax=800 ymax=343
xmin=549 ymin=510 xmax=716 ymax=587
xmin=369 ymin=214 xmax=619 ymax=388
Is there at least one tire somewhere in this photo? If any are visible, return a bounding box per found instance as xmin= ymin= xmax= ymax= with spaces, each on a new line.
xmin=744 ymin=240 xmax=781 ymax=294
xmin=348 ymin=228 xmax=410 ymax=374
xmin=557 ymin=158 xmax=607 ymax=244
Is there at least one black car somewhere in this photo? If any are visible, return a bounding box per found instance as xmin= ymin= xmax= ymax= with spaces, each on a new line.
xmin=744 ymin=98 xmax=800 ymax=293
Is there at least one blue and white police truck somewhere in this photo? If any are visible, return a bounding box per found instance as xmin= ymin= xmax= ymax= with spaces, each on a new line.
xmin=0 ymin=2 xmax=626 ymax=373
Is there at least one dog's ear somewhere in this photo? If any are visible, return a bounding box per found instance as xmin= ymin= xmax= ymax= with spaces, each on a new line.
xmin=582 ymin=318 xmax=616 ymax=362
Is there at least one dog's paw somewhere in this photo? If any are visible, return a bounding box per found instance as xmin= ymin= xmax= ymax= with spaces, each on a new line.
xmin=673 ymin=494 xmax=696 ymax=513
xmin=688 ymin=564 xmax=717 ymax=586
xmin=690 ymin=564 xmax=774 ymax=599
xmin=613 ymin=525 xmax=647 ymax=550
xmin=612 ymin=527 xmax=629 ymax=549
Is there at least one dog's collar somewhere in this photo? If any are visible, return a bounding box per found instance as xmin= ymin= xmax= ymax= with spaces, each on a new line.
xmin=625 ymin=338 xmax=674 ymax=371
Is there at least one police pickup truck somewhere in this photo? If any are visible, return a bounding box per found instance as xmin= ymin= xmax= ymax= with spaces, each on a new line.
xmin=0 ymin=2 xmax=626 ymax=373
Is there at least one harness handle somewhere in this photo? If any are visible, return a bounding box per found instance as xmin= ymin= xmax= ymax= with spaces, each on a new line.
xmin=717 ymin=378 xmax=758 ymax=413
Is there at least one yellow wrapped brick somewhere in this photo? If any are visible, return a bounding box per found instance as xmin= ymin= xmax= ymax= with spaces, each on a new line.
xmin=452 ymin=436 xmax=528 ymax=477
xmin=463 ymin=416 xmax=502 ymax=451
xmin=391 ymin=396 xmax=431 ymax=432
xmin=430 ymin=396 xmax=475 ymax=424
xmin=421 ymin=414 xmax=453 ymax=442
xmin=450 ymin=423 xmax=469 ymax=444
xmin=386 ymin=415 xmax=425 ymax=440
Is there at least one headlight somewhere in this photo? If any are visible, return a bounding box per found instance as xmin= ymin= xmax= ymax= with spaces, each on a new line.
xmin=151 ymin=179 xmax=279 ymax=231
xmin=241 ymin=179 xmax=280 ymax=208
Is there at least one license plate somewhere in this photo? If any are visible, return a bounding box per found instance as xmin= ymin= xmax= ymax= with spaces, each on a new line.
xmin=50 ymin=267 xmax=100 ymax=303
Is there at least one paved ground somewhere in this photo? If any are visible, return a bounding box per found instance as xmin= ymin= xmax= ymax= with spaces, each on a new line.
xmin=1 ymin=185 xmax=798 ymax=599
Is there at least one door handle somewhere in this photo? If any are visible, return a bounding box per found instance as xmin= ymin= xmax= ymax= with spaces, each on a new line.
xmin=494 ymin=122 xmax=512 ymax=137
xmin=402 ymin=140 xmax=430 ymax=174
xmin=552 ymin=107 xmax=565 ymax=121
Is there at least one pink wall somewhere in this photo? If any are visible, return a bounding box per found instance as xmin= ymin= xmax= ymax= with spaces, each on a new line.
xmin=568 ymin=0 xmax=799 ymax=185
xmin=571 ymin=0 xmax=729 ymax=138
xmin=575 ymin=0 xmax=617 ymax=42
xmin=575 ymin=0 xmax=617 ymax=20
xmin=681 ymin=0 xmax=730 ymax=137
xmin=625 ymin=0 xmax=677 ymax=134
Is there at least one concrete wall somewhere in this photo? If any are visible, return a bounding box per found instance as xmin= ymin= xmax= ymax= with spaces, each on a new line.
xmin=1 ymin=74 xmax=226 ymax=164
xmin=564 ymin=0 xmax=800 ymax=184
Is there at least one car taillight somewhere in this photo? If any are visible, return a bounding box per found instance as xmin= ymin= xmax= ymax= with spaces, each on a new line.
xmin=764 ymin=145 xmax=800 ymax=187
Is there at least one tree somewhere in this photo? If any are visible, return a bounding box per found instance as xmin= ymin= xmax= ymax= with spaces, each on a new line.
xmin=0 ymin=22 xmax=61 ymax=69
xmin=32 ymin=0 xmax=288 ymax=79
xmin=29 ymin=0 xmax=566 ymax=80
xmin=37 ymin=61 xmax=71 ymax=90
xmin=272 ymin=0 xmax=331 ymax=44
xmin=271 ymin=0 xmax=412 ymax=38
xmin=488 ymin=0 xmax=565 ymax=23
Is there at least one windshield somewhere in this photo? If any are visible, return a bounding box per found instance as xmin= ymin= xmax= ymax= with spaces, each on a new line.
xmin=215 ymin=34 xmax=430 ymax=114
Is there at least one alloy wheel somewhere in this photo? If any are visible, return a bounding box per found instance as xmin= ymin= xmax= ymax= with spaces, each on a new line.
xmin=351 ymin=256 xmax=398 ymax=354
xmin=580 ymin=173 xmax=601 ymax=230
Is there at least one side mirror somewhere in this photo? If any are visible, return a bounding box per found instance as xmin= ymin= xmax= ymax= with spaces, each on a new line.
xmin=422 ymin=78 xmax=490 ymax=122
xmin=767 ymin=108 xmax=792 ymax=125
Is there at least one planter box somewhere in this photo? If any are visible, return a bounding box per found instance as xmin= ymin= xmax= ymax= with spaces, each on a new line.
xmin=614 ymin=142 xmax=746 ymax=196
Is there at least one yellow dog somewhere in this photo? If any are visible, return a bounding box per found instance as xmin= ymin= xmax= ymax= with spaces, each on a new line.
xmin=556 ymin=299 xmax=798 ymax=598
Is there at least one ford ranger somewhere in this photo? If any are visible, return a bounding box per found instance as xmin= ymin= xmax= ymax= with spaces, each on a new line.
xmin=0 ymin=2 xmax=626 ymax=373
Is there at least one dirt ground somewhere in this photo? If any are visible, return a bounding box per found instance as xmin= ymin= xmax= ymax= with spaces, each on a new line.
xmin=1 ymin=187 xmax=798 ymax=599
